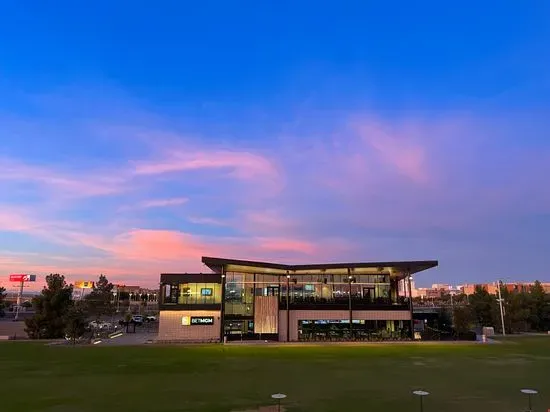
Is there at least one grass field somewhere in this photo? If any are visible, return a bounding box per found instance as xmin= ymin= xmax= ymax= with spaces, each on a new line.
xmin=1 ymin=337 xmax=549 ymax=412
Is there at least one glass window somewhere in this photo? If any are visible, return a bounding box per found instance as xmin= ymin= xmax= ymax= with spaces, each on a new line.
xmin=225 ymin=272 xmax=254 ymax=316
xmin=160 ymin=282 xmax=221 ymax=305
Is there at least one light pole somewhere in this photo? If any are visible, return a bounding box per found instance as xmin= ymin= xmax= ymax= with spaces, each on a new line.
xmin=496 ymin=280 xmax=506 ymax=336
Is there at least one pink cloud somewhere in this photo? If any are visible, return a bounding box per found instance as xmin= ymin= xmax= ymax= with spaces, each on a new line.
xmin=0 ymin=227 xmax=357 ymax=288
xmin=256 ymin=238 xmax=317 ymax=254
xmin=355 ymin=119 xmax=429 ymax=184
xmin=133 ymin=149 xmax=280 ymax=181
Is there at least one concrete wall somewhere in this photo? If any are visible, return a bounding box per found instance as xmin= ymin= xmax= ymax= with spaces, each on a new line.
xmin=157 ymin=310 xmax=221 ymax=342
xmin=278 ymin=310 xmax=411 ymax=341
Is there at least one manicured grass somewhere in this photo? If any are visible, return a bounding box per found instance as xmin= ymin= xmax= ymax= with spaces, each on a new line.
xmin=1 ymin=338 xmax=549 ymax=411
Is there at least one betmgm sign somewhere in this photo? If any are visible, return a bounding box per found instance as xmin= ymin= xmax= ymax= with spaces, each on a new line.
xmin=181 ymin=316 xmax=215 ymax=326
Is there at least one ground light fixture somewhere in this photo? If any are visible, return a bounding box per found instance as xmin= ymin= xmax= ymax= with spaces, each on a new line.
xmin=271 ymin=393 xmax=287 ymax=412
xmin=412 ymin=390 xmax=429 ymax=412
xmin=520 ymin=388 xmax=538 ymax=411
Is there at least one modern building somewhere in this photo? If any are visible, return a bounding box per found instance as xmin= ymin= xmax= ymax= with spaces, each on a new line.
xmin=157 ymin=256 xmax=438 ymax=342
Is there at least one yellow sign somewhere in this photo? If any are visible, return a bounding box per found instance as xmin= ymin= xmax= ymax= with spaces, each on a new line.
xmin=181 ymin=316 xmax=190 ymax=326
xmin=74 ymin=280 xmax=94 ymax=289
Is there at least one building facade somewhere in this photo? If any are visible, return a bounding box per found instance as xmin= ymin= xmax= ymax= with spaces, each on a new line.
xmin=460 ymin=282 xmax=550 ymax=295
xmin=157 ymin=256 xmax=438 ymax=343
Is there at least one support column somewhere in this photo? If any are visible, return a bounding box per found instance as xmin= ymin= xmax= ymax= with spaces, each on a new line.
xmin=407 ymin=271 xmax=414 ymax=339
xmin=348 ymin=268 xmax=353 ymax=339
xmin=286 ymin=271 xmax=290 ymax=342
xmin=220 ymin=266 xmax=226 ymax=343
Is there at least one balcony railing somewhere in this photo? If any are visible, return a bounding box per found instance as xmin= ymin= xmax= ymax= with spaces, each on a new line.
xmin=282 ymin=296 xmax=410 ymax=310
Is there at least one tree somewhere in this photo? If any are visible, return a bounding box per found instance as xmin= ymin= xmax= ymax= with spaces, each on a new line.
xmin=24 ymin=274 xmax=73 ymax=339
xmin=0 ymin=287 xmax=6 ymax=318
xmin=469 ymin=286 xmax=497 ymax=328
xmin=501 ymin=288 xmax=530 ymax=333
xmin=528 ymin=280 xmax=548 ymax=331
xmin=453 ymin=305 xmax=475 ymax=334
xmin=85 ymin=274 xmax=115 ymax=322
xmin=437 ymin=308 xmax=453 ymax=331
xmin=64 ymin=302 xmax=88 ymax=345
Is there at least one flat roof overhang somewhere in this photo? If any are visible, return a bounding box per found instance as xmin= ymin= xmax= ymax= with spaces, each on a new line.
xmin=201 ymin=256 xmax=438 ymax=280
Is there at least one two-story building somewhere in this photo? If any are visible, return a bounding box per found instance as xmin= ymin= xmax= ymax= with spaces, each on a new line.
xmin=157 ymin=256 xmax=438 ymax=343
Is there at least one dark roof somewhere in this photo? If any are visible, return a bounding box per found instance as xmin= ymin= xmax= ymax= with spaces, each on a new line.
xmin=160 ymin=273 xmax=221 ymax=283
xmin=201 ymin=256 xmax=438 ymax=275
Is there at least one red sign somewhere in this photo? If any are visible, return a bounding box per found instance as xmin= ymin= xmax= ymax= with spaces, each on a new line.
xmin=9 ymin=274 xmax=36 ymax=282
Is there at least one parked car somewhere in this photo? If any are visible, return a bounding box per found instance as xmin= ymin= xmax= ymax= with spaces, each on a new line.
xmin=89 ymin=321 xmax=113 ymax=330
xmin=131 ymin=315 xmax=144 ymax=325
xmin=145 ymin=315 xmax=157 ymax=322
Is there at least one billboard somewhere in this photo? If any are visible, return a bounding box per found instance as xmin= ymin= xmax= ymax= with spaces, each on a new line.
xmin=74 ymin=281 xmax=94 ymax=289
xmin=9 ymin=274 xmax=36 ymax=282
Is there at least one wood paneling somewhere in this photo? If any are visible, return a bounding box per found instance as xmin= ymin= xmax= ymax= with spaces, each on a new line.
xmin=254 ymin=296 xmax=278 ymax=333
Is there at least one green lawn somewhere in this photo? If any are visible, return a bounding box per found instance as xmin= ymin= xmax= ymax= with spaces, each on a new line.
xmin=1 ymin=338 xmax=549 ymax=412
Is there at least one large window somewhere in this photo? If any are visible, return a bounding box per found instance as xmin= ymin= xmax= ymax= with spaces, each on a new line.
xmin=161 ymin=283 xmax=221 ymax=305
xmin=280 ymin=273 xmax=395 ymax=305
xmin=298 ymin=319 xmax=409 ymax=341
xmin=225 ymin=272 xmax=254 ymax=316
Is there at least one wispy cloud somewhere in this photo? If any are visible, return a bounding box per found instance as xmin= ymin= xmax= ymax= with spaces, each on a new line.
xmin=2 ymin=88 xmax=550 ymax=286
xmin=133 ymin=149 xmax=280 ymax=181
xmin=117 ymin=197 xmax=189 ymax=212
xmin=0 ymin=157 xmax=128 ymax=199
xmin=139 ymin=198 xmax=188 ymax=208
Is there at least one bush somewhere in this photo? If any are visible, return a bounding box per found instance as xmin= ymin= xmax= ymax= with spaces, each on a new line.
xmin=455 ymin=331 xmax=477 ymax=341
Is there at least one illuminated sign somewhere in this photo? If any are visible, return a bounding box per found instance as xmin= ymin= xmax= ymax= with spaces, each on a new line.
xmin=74 ymin=281 xmax=94 ymax=289
xmin=182 ymin=316 xmax=215 ymax=326
xmin=201 ymin=288 xmax=213 ymax=296
xmin=9 ymin=274 xmax=36 ymax=282
xmin=191 ymin=316 xmax=214 ymax=325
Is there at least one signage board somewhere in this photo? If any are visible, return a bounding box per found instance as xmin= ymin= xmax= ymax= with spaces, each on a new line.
xmin=182 ymin=316 xmax=215 ymax=326
xmin=74 ymin=280 xmax=94 ymax=289
xmin=191 ymin=316 xmax=214 ymax=325
xmin=9 ymin=274 xmax=36 ymax=282
xmin=201 ymin=288 xmax=213 ymax=296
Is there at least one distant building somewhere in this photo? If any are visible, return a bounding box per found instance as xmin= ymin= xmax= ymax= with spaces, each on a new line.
xmin=411 ymin=284 xmax=460 ymax=299
xmin=460 ymin=282 xmax=550 ymax=295
xmin=114 ymin=285 xmax=158 ymax=301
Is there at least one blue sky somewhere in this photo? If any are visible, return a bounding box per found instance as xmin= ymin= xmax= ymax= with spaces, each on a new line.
xmin=1 ymin=1 xmax=549 ymax=288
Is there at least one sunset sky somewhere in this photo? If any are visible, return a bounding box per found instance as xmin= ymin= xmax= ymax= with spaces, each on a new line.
xmin=1 ymin=1 xmax=550 ymax=290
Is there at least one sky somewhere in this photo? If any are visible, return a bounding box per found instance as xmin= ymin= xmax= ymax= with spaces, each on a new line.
xmin=1 ymin=1 xmax=550 ymax=290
